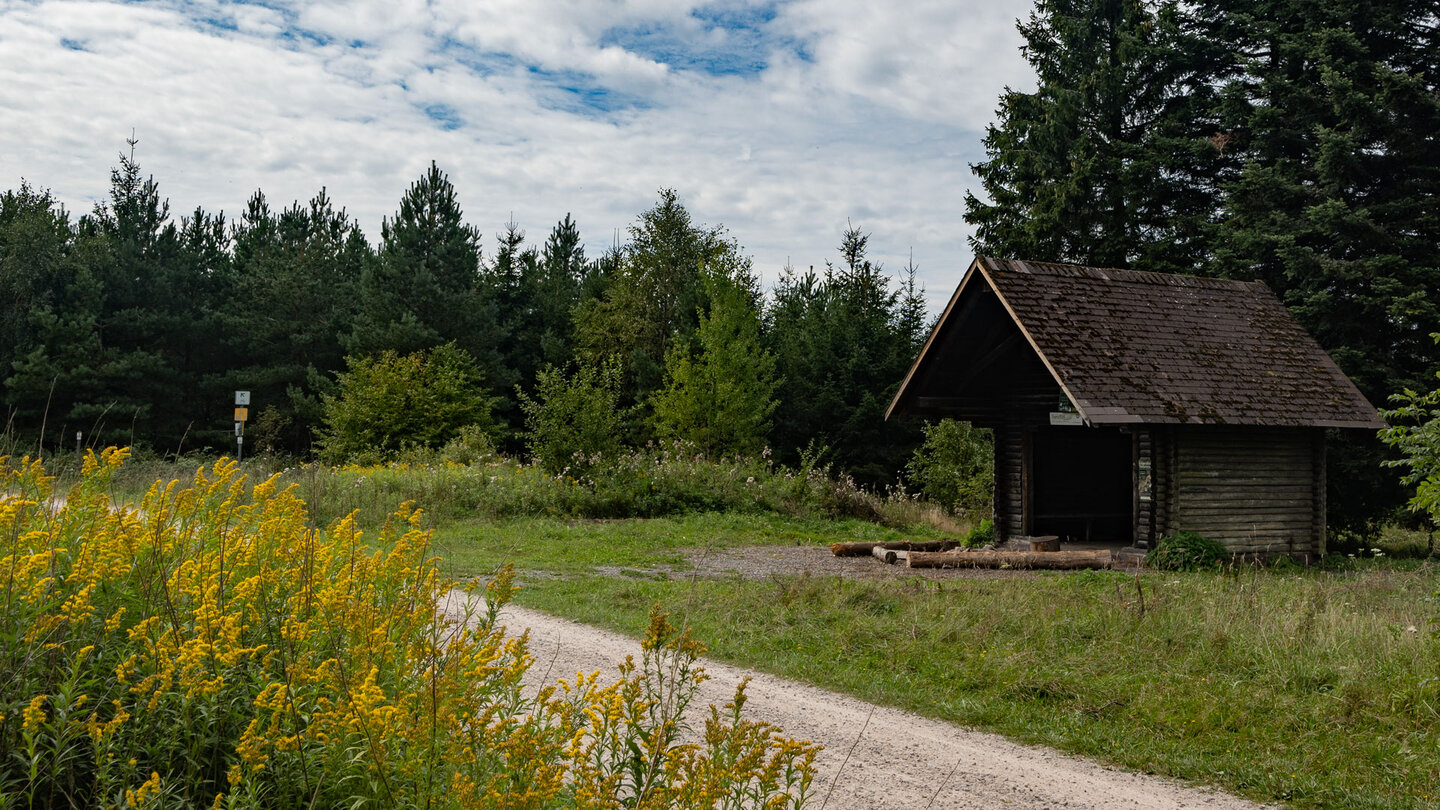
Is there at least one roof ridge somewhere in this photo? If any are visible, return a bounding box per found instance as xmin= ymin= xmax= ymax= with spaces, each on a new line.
xmin=980 ymin=256 xmax=1264 ymax=290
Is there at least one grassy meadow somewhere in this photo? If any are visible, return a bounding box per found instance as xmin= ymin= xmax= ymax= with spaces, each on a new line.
xmin=37 ymin=451 xmax=1440 ymax=808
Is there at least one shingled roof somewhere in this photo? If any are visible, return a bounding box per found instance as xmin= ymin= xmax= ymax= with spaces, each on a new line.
xmin=888 ymin=257 xmax=1385 ymax=429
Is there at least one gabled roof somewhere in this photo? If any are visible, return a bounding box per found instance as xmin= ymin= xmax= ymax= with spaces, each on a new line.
xmin=888 ymin=257 xmax=1385 ymax=429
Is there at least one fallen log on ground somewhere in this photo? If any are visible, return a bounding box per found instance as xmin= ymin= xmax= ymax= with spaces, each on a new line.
xmin=906 ymin=549 xmax=1113 ymax=570
xmin=870 ymin=546 xmax=910 ymax=565
xmin=830 ymin=540 xmax=960 ymax=557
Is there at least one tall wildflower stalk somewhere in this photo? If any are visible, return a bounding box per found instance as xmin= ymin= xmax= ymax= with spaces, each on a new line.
xmin=0 ymin=449 xmax=817 ymax=808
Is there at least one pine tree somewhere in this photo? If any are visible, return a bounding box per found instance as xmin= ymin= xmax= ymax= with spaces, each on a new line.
xmin=220 ymin=188 xmax=369 ymax=452
xmin=348 ymin=163 xmax=509 ymax=393
xmin=574 ymin=189 xmax=748 ymax=404
xmin=13 ymin=151 xmax=215 ymax=448
xmin=0 ymin=184 xmax=71 ymax=392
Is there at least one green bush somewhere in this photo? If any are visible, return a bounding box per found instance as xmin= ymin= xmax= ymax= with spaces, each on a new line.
xmin=1147 ymin=530 xmax=1230 ymax=571
xmin=1379 ymin=333 xmax=1440 ymax=529
xmin=439 ymin=423 xmax=498 ymax=465
xmin=318 ymin=343 xmax=497 ymax=464
xmin=517 ymin=358 xmax=628 ymax=474
xmin=963 ymin=518 xmax=995 ymax=546
xmin=905 ymin=419 xmax=993 ymax=519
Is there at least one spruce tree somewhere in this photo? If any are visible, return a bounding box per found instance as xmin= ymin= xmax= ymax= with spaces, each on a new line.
xmin=650 ymin=269 xmax=778 ymax=456
xmin=966 ymin=0 xmax=1220 ymax=271
xmin=766 ymin=227 xmax=928 ymax=484
xmin=1196 ymin=0 xmax=1440 ymax=530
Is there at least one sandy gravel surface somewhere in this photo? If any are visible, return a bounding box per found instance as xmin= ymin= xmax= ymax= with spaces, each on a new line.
xmin=442 ymin=592 xmax=1268 ymax=810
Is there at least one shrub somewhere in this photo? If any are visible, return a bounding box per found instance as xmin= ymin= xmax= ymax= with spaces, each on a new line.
xmin=518 ymin=359 xmax=629 ymax=475
xmin=440 ymin=423 xmax=498 ymax=465
xmin=318 ymin=342 xmax=497 ymax=464
xmin=905 ymin=419 xmax=993 ymax=519
xmin=0 ymin=450 xmax=818 ymax=808
xmin=1147 ymin=530 xmax=1230 ymax=571
xmin=964 ymin=518 xmax=995 ymax=547
xmin=1379 ymin=334 xmax=1440 ymax=530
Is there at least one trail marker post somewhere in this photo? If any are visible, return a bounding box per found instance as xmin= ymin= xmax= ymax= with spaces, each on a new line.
xmin=234 ymin=391 xmax=250 ymax=462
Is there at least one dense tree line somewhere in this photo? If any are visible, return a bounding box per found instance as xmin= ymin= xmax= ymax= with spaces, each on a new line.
xmin=0 ymin=152 xmax=925 ymax=485
xmin=968 ymin=0 xmax=1440 ymax=530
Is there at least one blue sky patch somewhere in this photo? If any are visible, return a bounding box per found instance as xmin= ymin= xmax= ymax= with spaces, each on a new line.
xmin=59 ymin=37 xmax=89 ymax=51
xmin=598 ymin=2 xmax=807 ymax=78
xmin=529 ymin=66 xmax=653 ymax=117
xmin=422 ymin=103 xmax=464 ymax=131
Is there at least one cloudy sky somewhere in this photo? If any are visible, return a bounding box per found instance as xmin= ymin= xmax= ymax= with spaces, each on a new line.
xmin=0 ymin=0 xmax=1035 ymax=312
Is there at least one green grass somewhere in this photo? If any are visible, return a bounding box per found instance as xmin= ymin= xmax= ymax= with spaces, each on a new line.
xmin=431 ymin=513 xmax=1439 ymax=810
xmin=432 ymin=511 xmax=945 ymax=577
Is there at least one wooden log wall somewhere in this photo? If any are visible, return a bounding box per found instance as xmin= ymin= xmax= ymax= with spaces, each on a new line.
xmin=1170 ymin=426 xmax=1320 ymax=555
xmin=992 ymin=423 xmax=1026 ymax=542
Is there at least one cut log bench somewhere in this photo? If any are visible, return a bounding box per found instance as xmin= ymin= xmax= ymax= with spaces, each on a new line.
xmin=906 ymin=548 xmax=1113 ymax=570
xmin=1028 ymin=535 xmax=1061 ymax=552
xmin=832 ymin=534 xmax=1113 ymax=570
xmin=870 ymin=546 xmax=909 ymax=565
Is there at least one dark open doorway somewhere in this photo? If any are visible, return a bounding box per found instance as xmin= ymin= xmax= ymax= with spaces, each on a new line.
xmin=1029 ymin=427 xmax=1133 ymax=543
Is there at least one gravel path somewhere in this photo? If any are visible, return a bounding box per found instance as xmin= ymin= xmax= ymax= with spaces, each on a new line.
xmin=441 ymin=593 xmax=1269 ymax=810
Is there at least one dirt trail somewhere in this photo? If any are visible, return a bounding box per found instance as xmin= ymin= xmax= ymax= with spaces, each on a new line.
xmin=442 ymin=593 xmax=1269 ymax=810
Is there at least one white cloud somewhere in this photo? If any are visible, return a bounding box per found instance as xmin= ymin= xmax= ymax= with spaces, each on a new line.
xmin=0 ymin=0 xmax=1036 ymax=312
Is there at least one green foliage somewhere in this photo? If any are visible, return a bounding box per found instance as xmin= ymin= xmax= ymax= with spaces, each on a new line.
xmin=651 ymin=270 xmax=779 ymax=456
xmin=966 ymin=0 xmax=1214 ymax=272
xmin=964 ymin=518 xmax=995 ymax=547
xmin=1146 ymin=530 xmax=1230 ymax=571
xmin=319 ymin=343 xmax=496 ymax=464
xmin=574 ymin=189 xmax=753 ymax=407
xmin=1379 ymin=335 xmax=1440 ymax=527
xmin=766 ymin=227 xmax=928 ymax=485
xmin=0 ymin=452 xmax=818 ymax=809
xmin=440 ymin=423 xmax=499 ymax=465
xmin=287 ymin=444 xmax=929 ymax=529
xmin=517 ymin=358 xmax=629 ymax=475
xmin=906 ymin=419 xmax=993 ymax=519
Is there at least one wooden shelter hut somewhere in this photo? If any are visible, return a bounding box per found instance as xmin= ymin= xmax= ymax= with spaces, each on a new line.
xmin=887 ymin=257 xmax=1385 ymax=557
